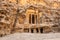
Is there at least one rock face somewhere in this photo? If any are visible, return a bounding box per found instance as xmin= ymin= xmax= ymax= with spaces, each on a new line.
xmin=0 ymin=0 xmax=60 ymax=37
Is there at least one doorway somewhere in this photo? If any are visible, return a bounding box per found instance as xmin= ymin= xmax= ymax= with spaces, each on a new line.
xmin=31 ymin=28 xmax=34 ymax=33
xmin=36 ymin=28 xmax=39 ymax=33
xmin=40 ymin=27 xmax=43 ymax=33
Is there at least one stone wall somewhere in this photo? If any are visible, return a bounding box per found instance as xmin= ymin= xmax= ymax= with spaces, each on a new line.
xmin=0 ymin=0 xmax=60 ymax=37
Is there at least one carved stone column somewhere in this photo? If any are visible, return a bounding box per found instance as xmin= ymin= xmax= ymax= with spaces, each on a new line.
xmin=29 ymin=28 xmax=31 ymax=33
xmin=34 ymin=28 xmax=36 ymax=33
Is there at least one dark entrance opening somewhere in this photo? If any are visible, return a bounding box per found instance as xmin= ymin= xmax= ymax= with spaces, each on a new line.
xmin=32 ymin=15 xmax=34 ymax=24
xmin=29 ymin=14 xmax=31 ymax=24
xmin=36 ymin=28 xmax=39 ymax=33
xmin=40 ymin=27 xmax=43 ymax=33
xmin=31 ymin=28 xmax=34 ymax=33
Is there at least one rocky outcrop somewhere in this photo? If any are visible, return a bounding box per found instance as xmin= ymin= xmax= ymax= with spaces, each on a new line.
xmin=0 ymin=0 xmax=60 ymax=37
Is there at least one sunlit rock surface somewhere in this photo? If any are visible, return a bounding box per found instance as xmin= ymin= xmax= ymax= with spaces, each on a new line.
xmin=0 ymin=0 xmax=60 ymax=37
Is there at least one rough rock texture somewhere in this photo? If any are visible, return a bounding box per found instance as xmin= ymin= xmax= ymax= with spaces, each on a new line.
xmin=0 ymin=0 xmax=60 ymax=37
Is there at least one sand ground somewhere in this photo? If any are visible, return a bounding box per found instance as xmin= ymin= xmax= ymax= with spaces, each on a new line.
xmin=0 ymin=33 xmax=60 ymax=40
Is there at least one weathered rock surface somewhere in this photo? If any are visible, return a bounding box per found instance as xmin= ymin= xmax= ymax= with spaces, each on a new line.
xmin=0 ymin=0 xmax=60 ymax=37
